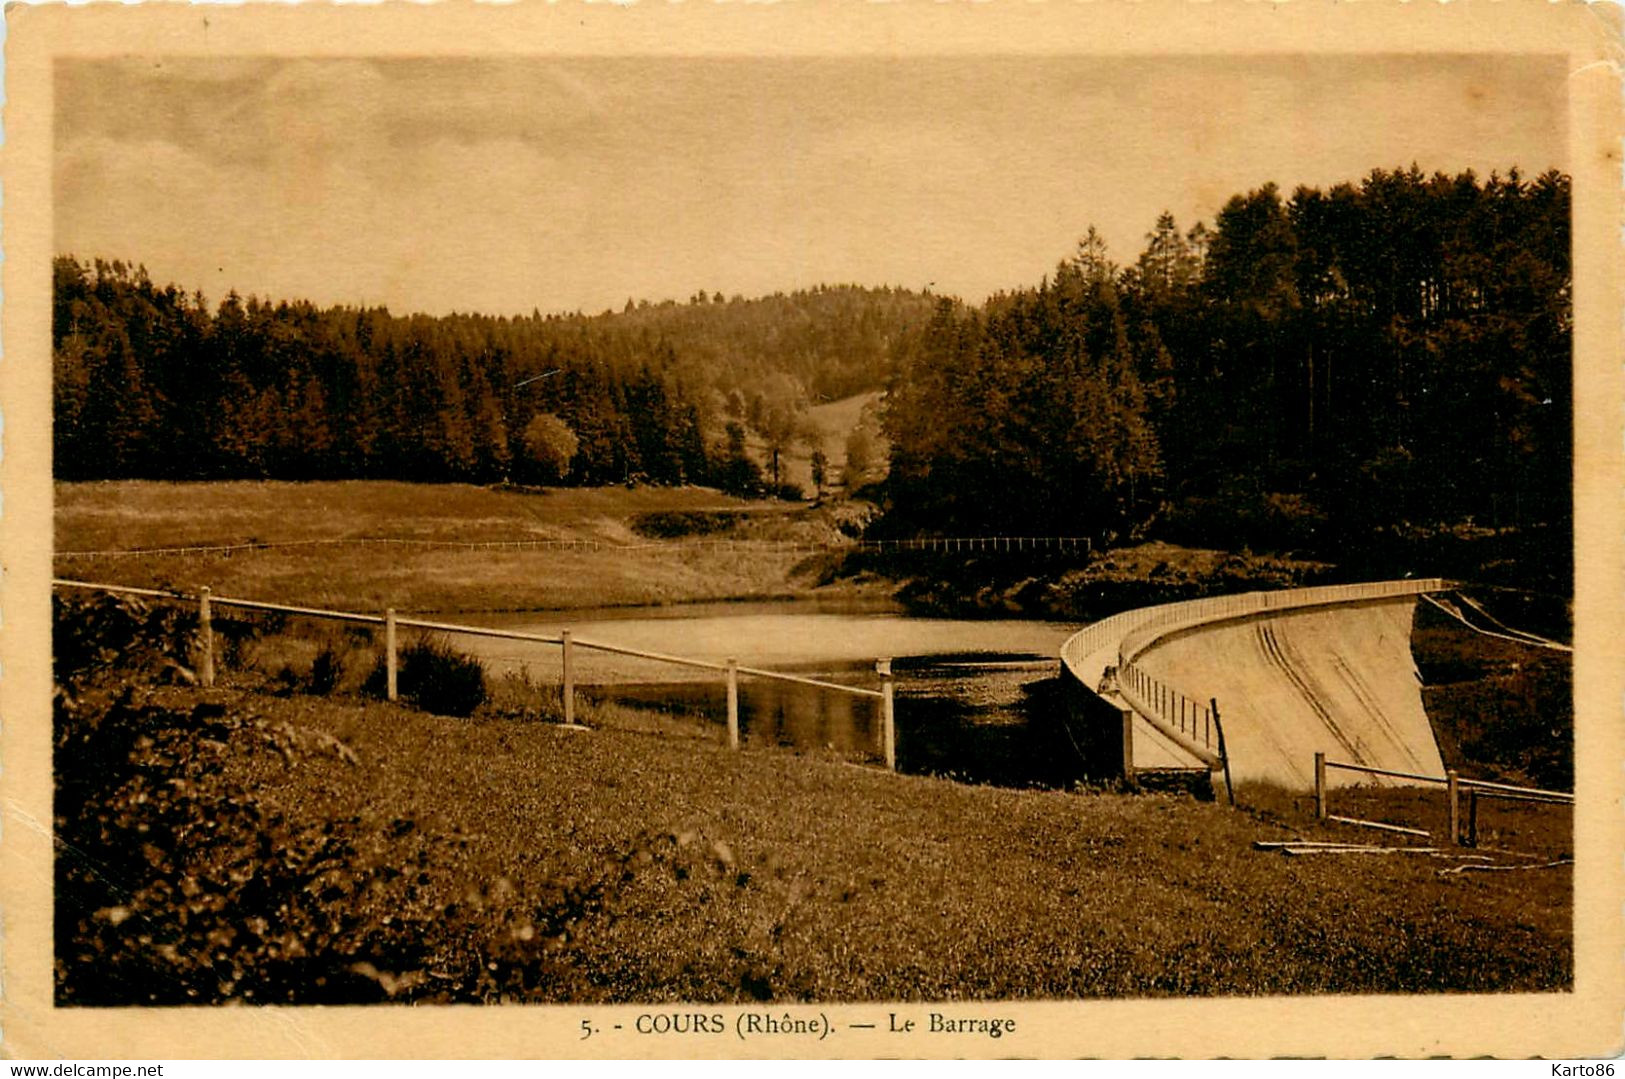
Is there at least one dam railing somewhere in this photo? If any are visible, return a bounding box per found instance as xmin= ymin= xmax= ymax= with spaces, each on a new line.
xmin=52 ymin=578 xmax=899 ymax=769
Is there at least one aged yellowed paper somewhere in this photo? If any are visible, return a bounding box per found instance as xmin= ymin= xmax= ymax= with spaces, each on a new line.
xmin=3 ymin=0 xmax=1621 ymax=1060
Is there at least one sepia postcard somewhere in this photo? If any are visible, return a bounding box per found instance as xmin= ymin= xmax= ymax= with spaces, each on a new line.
xmin=2 ymin=0 xmax=1621 ymax=1061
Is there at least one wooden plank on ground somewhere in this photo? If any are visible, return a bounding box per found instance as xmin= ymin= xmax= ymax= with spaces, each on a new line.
xmin=1325 ymin=815 xmax=1431 ymax=838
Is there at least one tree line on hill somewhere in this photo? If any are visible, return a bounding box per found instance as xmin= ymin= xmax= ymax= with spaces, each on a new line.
xmin=882 ymin=166 xmax=1572 ymax=552
xmin=51 ymin=261 xmax=933 ymax=489
xmin=54 ymin=165 xmax=1570 ymax=561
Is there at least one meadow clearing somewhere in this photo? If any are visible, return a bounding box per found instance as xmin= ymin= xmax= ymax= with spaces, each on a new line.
xmin=54 ymin=480 xmax=872 ymax=611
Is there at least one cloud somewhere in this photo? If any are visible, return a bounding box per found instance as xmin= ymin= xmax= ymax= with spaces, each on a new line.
xmin=53 ymin=54 xmax=1569 ymax=317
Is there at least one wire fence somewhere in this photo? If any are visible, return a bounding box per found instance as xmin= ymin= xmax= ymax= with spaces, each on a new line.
xmin=54 ymin=534 xmax=1096 ymax=560
xmin=53 ymin=577 xmax=898 ymax=768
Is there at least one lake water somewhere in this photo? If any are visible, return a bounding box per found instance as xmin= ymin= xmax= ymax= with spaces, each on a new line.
xmin=435 ymin=601 xmax=1084 ymax=788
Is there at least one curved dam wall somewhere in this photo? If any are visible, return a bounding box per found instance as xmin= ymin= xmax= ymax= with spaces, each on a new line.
xmin=1131 ymin=599 xmax=1444 ymax=788
xmin=1058 ymin=579 xmax=1448 ymax=789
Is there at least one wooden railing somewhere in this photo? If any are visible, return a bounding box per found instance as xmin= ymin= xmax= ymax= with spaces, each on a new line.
xmin=1314 ymin=752 xmax=1573 ymax=845
xmin=53 ymin=578 xmax=898 ymax=769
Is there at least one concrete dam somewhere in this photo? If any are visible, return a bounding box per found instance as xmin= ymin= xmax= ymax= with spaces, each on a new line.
xmin=1058 ymin=579 xmax=1449 ymax=791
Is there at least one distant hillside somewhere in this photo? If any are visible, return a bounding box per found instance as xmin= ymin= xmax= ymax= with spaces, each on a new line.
xmin=577 ymin=285 xmax=937 ymax=402
xmin=740 ymin=390 xmax=889 ymax=497
xmin=51 ymin=256 xmax=933 ymax=486
xmin=806 ymin=390 xmax=882 ymax=464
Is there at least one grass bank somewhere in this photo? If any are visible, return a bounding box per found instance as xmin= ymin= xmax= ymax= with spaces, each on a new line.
xmin=45 ymin=482 xmax=1369 ymax=623
xmin=57 ymin=682 xmax=1572 ymax=1004
xmin=54 ymin=594 xmax=1571 ymax=1005
xmin=55 ymin=480 xmax=876 ymax=612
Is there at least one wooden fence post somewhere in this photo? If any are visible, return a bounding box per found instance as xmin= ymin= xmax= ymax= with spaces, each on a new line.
xmin=878 ymin=657 xmax=895 ymax=771
xmin=198 ymin=586 xmax=215 ymax=688
xmin=1447 ymin=769 xmax=1460 ymax=846
xmin=1212 ymin=698 xmax=1235 ymax=807
xmin=1121 ymin=708 xmax=1135 ymax=784
xmin=385 ymin=608 xmax=398 ymax=702
xmin=726 ymin=658 xmax=740 ymax=750
xmin=1467 ymin=789 xmax=1479 ymax=847
xmin=562 ymin=629 xmax=576 ymax=726
xmin=1314 ymin=751 xmax=1327 ymax=820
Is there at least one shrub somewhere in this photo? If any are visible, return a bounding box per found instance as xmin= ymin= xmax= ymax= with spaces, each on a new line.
xmin=520 ymin=413 xmax=579 ymax=484
xmin=309 ymin=645 xmax=346 ymax=695
xmin=1413 ymin=604 xmax=1573 ymax=790
xmin=1158 ymin=488 xmax=1328 ymax=554
xmin=274 ymin=641 xmax=350 ymax=696
xmin=53 ymin=591 xmax=198 ymax=692
xmin=366 ymin=636 xmax=488 ymax=717
xmin=630 ymin=510 xmax=742 ymax=539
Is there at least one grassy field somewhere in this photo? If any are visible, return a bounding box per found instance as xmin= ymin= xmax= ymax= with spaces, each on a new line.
xmin=56 ymin=480 xmax=773 ymax=549
xmin=50 ymin=481 xmax=1346 ymax=621
xmin=50 ymin=520 xmax=1574 ymax=1005
xmin=57 ymin=677 xmax=1571 ymax=1005
xmin=55 ymin=480 xmax=873 ymax=611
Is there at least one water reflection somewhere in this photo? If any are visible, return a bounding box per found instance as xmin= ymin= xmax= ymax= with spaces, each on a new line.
xmin=593 ymin=653 xmax=1077 ymax=789
xmin=439 ymin=603 xmax=1086 ymax=789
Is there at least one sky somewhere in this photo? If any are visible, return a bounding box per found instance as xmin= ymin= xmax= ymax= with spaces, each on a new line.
xmin=55 ymin=54 xmax=1569 ymax=318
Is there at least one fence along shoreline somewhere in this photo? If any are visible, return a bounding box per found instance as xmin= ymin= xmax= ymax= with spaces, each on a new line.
xmin=55 ymin=534 xmax=1096 ymax=559
xmin=52 ymin=577 xmax=897 ymax=769
xmin=57 ymin=576 xmax=1561 ymax=808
